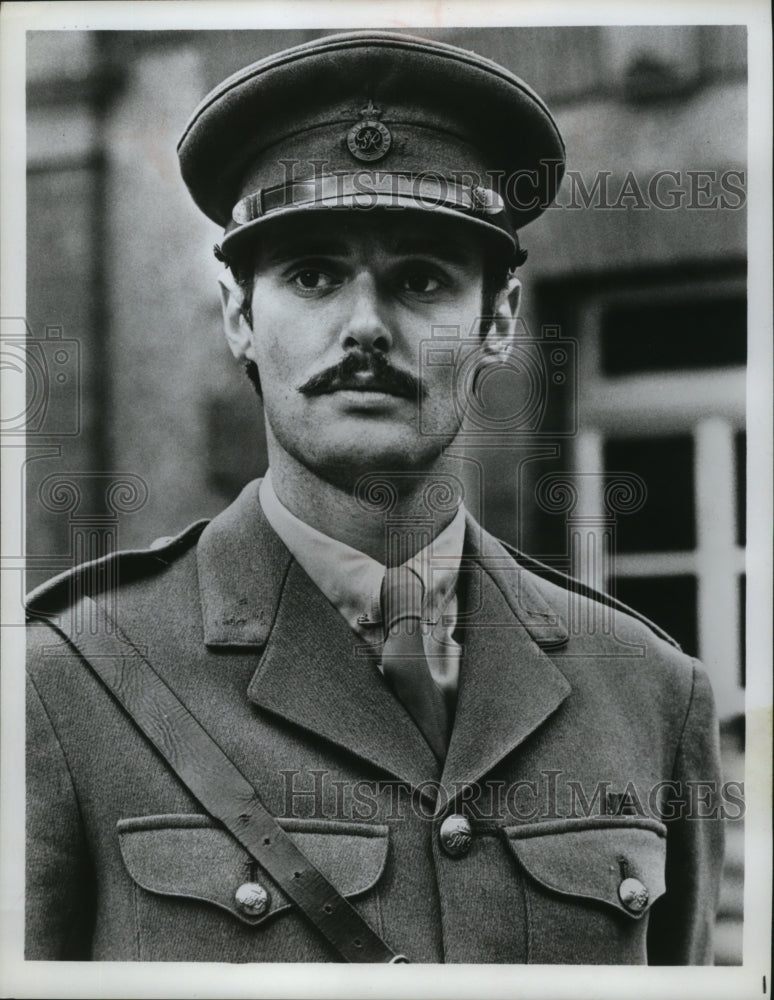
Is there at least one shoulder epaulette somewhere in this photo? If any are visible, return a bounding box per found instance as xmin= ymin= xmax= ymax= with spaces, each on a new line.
xmin=500 ymin=540 xmax=682 ymax=652
xmin=26 ymin=519 xmax=210 ymax=618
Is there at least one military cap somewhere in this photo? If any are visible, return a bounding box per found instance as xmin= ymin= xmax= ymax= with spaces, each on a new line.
xmin=178 ymin=30 xmax=565 ymax=261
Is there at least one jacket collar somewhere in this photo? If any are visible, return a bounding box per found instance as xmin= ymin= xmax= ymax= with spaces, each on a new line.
xmin=197 ymin=480 xmax=441 ymax=789
xmin=439 ymin=516 xmax=571 ymax=797
xmin=197 ymin=483 xmax=569 ymax=648
xmin=197 ymin=481 xmax=571 ymax=799
xmin=197 ymin=480 xmax=290 ymax=647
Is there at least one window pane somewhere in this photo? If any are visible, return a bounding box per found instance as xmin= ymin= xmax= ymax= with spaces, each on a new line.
xmin=613 ymin=575 xmax=698 ymax=656
xmin=604 ymin=436 xmax=695 ymax=552
xmin=735 ymin=431 xmax=746 ymax=547
xmin=601 ymin=296 xmax=746 ymax=375
xmin=738 ymin=574 xmax=746 ymax=688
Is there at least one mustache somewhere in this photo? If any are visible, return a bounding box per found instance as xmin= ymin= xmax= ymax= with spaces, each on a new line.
xmin=297 ymin=352 xmax=425 ymax=400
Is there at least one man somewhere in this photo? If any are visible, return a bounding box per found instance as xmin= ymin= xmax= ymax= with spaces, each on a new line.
xmin=25 ymin=30 xmax=723 ymax=963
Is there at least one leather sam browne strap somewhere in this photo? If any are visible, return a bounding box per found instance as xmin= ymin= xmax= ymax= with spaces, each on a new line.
xmin=47 ymin=595 xmax=408 ymax=964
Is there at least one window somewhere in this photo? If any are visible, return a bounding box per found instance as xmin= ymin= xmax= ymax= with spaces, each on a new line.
xmin=572 ymin=275 xmax=746 ymax=717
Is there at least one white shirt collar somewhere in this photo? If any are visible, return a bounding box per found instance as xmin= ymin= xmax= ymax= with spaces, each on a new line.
xmin=258 ymin=471 xmax=466 ymax=639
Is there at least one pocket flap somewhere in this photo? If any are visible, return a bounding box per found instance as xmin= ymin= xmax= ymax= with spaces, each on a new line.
xmin=118 ymin=815 xmax=389 ymax=926
xmin=504 ymin=817 xmax=667 ymax=919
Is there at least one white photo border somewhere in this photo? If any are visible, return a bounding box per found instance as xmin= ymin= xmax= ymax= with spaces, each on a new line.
xmin=1 ymin=1 xmax=771 ymax=998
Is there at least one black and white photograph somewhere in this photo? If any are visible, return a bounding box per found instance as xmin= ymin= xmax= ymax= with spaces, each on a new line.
xmin=1 ymin=1 xmax=771 ymax=997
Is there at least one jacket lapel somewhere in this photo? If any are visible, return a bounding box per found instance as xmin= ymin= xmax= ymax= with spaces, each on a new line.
xmin=197 ymin=481 xmax=439 ymax=792
xmin=440 ymin=516 xmax=572 ymax=796
xmin=197 ymin=483 xmax=572 ymax=803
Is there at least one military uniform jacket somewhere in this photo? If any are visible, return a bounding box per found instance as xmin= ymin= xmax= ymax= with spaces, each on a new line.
xmin=26 ymin=480 xmax=724 ymax=963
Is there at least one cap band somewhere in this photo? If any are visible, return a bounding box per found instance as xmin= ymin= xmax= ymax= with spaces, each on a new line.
xmin=231 ymin=173 xmax=506 ymax=225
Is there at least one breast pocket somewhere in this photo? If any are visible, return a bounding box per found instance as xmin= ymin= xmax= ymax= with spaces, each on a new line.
xmin=504 ymin=817 xmax=667 ymax=964
xmin=117 ymin=814 xmax=389 ymax=962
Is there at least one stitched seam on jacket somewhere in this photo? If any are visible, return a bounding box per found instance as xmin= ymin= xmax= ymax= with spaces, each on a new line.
xmin=522 ymin=867 xmax=534 ymax=963
xmin=668 ymin=658 xmax=700 ymax=782
xmin=27 ymin=670 xmax=92 ymax=858
xmin=132 ymin=881 xmax=142 ymax=960
xmin=373 ymin=883 xmax=385 ymax=939
xmin=433 ymin=842 xmax=450 ymax=964
xmin=504 ymin=838 xmax=532 ymax=964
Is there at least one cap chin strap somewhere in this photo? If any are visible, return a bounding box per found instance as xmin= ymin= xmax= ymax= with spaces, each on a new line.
xmin=231 ymin=172 xmax=506 ymax=225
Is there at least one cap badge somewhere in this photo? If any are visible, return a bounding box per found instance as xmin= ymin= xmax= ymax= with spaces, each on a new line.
xmin=471 ymin=185 xmax=505 ymax=214
xmin=347 ymin=100 xmax=391 ymax=162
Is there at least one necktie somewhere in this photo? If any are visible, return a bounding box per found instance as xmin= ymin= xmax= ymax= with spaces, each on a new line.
xmin=380 ymin=565 xmax=451 ymax=760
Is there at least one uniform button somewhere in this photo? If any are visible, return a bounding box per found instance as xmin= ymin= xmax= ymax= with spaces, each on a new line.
xmin=439 ymin=814 xmax=473 ymax=858
xmin=235 ymin=881 xmax=271 ymax=916
xmin=618 ymin=877 xmax=649 ymax=913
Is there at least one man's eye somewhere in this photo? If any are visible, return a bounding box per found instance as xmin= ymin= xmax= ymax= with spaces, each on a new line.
xmin=403 ymin=272 xmax=443 ymax=294
xmin=291 ymin=268 xmax=337 ymax=291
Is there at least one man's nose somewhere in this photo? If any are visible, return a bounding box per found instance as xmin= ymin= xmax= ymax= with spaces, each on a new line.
xmin=339 ymin=273 xmax=392 ymax=353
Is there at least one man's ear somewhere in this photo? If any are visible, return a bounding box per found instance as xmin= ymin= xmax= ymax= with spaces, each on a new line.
xmin=218 ymin=269 xmax=256 ymax=362
xmin=482 ymin=275 xmax=521 ymax=354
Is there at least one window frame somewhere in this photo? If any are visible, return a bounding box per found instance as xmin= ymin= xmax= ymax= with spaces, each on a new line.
xmin=573 ymin=274 xmax=746 ymax=718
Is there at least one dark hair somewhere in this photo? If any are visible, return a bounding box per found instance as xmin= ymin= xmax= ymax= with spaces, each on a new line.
xmin=214 ymin=229 xmax=526 ymax=396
